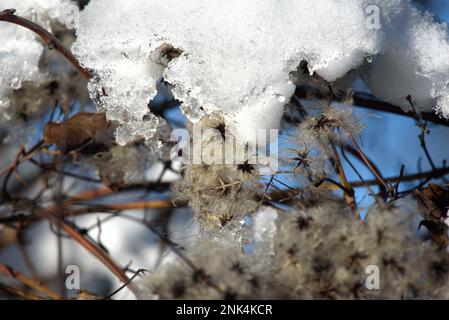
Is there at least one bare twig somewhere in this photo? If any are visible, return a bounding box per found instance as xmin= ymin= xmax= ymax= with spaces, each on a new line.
xmin=102 ymin=269 xmax=147 ymax=300
xmin=0 ymin=9 xmax=92 ymax=79
xmin=340 ymin=146 xmax=377 ymax=198
xmin=1 ymin=140 xmax=45 ymax=200
xmin=406 ymin=95 xmax=438 ymax=172
xmin=350 ymin=166 xmax=449 ymax=189
xmin=345 ymin=130 xmax=392 ymax=196
xmin=392 ymin=165 xmax=406 ymax=200
xmin=0 ymin=282 xmax=45 ymax=300
xmin=352 ymin=92 xmax=449 ymax=127
xmin=37 ymin=208 xmax=141 ymax=298
xmin=329 ymin=141 xmax=358 ymax=217
xmin=0 ymin=263 xmax=62 ymax=299
xmin=295 ymin=88 xmax=449 ymax=127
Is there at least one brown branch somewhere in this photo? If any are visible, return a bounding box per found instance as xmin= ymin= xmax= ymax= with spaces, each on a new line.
xmin=0 ymin=198 xmax=184 ymax=225
xmin=37 ymin=208 xmax=141 ymax=298
xmin=295 ymin=88 xmax=449 ymax=127
xmin=265 ymin=166 xmax=449 ymax=205
xmin=406 ymin=95 xmax=438 ymax=172
xmin=345 ymin=130 xmax=392 ymax=194
xmin=0 ymin=9 xmax=92 ymax=80
xmin=329 ymin=140 xmax=358 ymax=218
xmin=0 ymin=282 xmax=45 ymax=300
xmin=62 ymin=187 xmax=115 ymax=205
xmin=351 ymin=92 xmax=449 ymax=127
xmin=80 ymin=201 xmax=174 ymax=212
xmin=0 ymin=263 xmax=62 ymax=300
xmin=342 ymin=145 xmax=385 ymax=185
xmin=349 ymin=166 xmax=449 ymax=188
xmin=1 ymin=140 xmax=45 ymax=200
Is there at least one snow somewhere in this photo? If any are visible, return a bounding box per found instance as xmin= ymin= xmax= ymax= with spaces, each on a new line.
xmin=252 ymin=206 xmax=278 ymax=256
xmin=0 ymin=0 xmax=76 ymax=120
xmin=362 ymin=4 xmax=449 ymax=114
xmin=3 ymin=0 xmax=449 ymax=144
xmin=145 ymin=160 xmax=181 ymax=183
xmin=73 ymin=0 xmax=384 ymax=146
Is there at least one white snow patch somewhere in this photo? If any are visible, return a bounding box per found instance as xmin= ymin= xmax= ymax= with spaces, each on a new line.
xmin=68 ymin=0 xmax=449 ymax=144
xmin=0 ymin=0 xmax=76 ymax=119
xmin=253 ymin=206 xmax=278 ymax=254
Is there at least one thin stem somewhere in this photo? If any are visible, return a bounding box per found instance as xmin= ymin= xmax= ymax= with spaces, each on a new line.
xmin=345 ymin=130 xmax=392 ymax=194
xmin=349 ymin=166 xmax=449 ymax=188
xmin=0 ymin=263 xmax=62 ymax=300
xmin=340 ymin=146 xmax=377 ymax=198
xmin=351 ymin=92 xmax=449 ymax=127
xmin=406 ymin=95 xmax=438 ymax=171
xmin=0 ymin=9 xmax=92 ymax=80
xmin=102 ymin=269 xmax=147 ymax=300
xmin=295 ymin=89 xmax=449 ymax=127
xmin=0 ymin=283 xmax=46 ymax=300
xmin=37 ymin=208 xmax=141 ymax=298
xmin=329 ymin=140 xmax=358 ymax=217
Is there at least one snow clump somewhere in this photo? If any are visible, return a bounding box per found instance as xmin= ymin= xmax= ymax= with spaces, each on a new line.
xmin=0 ymin=0 xmax=77 ymax=120
xmin=70 ymin=0 xmax=449 ymax=146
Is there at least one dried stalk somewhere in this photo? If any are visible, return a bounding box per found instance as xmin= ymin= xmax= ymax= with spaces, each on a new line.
xmin=0 ymin=9 xmax=92 ymax=80
xmin=0 ymin=263 xmax=62 ymax=300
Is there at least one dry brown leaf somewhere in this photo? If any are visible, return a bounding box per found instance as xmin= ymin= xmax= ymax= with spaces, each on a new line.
xmin=414 ymin=183 xmax=449 ymax=248
xmin=44 ymin=112 xmax=110 ymax=152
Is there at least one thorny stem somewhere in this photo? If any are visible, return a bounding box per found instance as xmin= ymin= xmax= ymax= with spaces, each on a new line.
xmin=0 ymin=9 xmax=92 ymax=80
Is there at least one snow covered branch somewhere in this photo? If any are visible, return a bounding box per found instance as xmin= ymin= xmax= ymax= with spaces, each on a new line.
xmin=0 ymin=8 xmax=91 ymax=80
